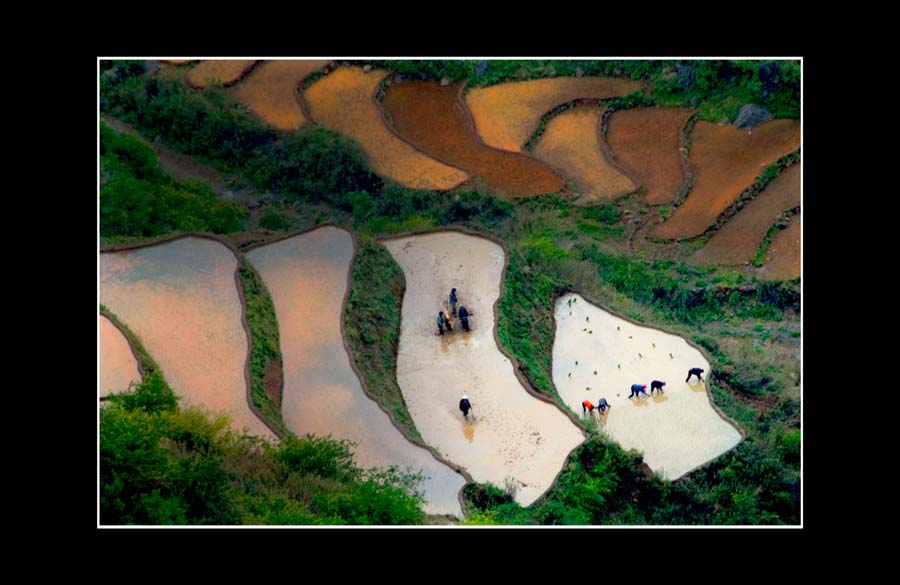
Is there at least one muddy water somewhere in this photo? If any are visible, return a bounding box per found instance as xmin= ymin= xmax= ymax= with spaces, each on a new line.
xmin=466 ymin=77 xmax=645 ymax=153
xmin=99 ymin=238 xmax=274 ymax=439
xmin=652 ymin=120 xmax=800 ymax=239
xmin=233 ymin=60 xmax=330 ymax=130
xmin=381 ymin=80 xmax=563 ymax=198
xmin=99 ymin=315 xmax=141 ymax=398
xmin=304 ymin=67 xmax=469 ymax=191
xmin=605 ymin=107 xmax=692 ymax=204
xmin=532 ymin=106 xmax=635 ymax=204
xmin=552 ymin=294 xmax=741 ymax=480
xmin=245 ymin=227 xmax=465 ymax=516
xmin=185 ymin=60 xmax=257 ymax=88
xmin=692 ymin=164 xmax=801 ymax=266
xmin=385 ymin=232 xmax=584 ymax=506
xmin=758 ymin=214 xmax=801 ymax=281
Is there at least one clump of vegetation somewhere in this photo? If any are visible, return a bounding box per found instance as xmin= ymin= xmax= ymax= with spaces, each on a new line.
xmin=259 ymin=206 xmax=292 ymax=231
xmin=101 ymin=376 xmax=426 ymax=525
xmin=100 ymin=122 xmax=246 ymax=238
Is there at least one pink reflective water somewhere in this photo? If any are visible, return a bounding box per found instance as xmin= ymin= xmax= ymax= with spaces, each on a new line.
xmin=99 ymin=315 xmax=141 ymax=397
xmin=246 ymin=227 xmax=465 ymax=517
xmin=99 ymin=238 xmax=274 ymax=439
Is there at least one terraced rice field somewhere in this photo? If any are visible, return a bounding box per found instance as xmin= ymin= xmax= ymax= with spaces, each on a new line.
xmin=304 ymin=67 xmax=469 ymax=191
xmin=185 ymin=60 xmax=257 ymax=88
xmin=758 ymin=214 xmax=801 ymax=280
xmin=99 ymin=238 xmax=274 ymax=439
xmin=381 ymin=80 xmax=563 ymax=198
xmin=466 ymin=77 xmax=644 ymax=153
xmin=605 ymin=107 xmax=692 ymax=204
xmin=532 ymin=106 xmax=634 ymax=203
xmin=384 ymin=231 xmax=584 ymax=506
xmin=651 ymin=120 xmax=800 ymax=239
xmin=232 ymin=60 xmax=330 ymax=130
xmin=552 ymin=294 xmax=742 ymax=479
xmin=99 ymin=315 xmax=141 ymax=398
xmin=691 ymin=164 xmax=801 ymax=266
xmin=245 ymin=227 xmax=465 ymax=516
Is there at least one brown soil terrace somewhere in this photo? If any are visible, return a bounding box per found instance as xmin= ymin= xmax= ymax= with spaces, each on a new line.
xmin=604 ymin=107 xmax=693 ymax=205
xmin=532 ymin=106 xmax=635 ymax=204
xmin=465 ymin=77 xmax=645 ymax=153
xmin=691 ymin=163 xmax=801 ymax=266
xmin=757 ymin=213 xmax=801 ymax=281
xmin=185 ymin=60 xmax=258 ymax=89
xmin=651 ymin=120 xmax=800 ymax=239
xmin=100 ymin=232 xmax=284 ymax=439
xmin=303 ymin=66 xmax=469 ymax=191
xmin=232 ymin=60 xmax=331 ymax=131
xmin=381 ymin=80 xmax=564 ymax=198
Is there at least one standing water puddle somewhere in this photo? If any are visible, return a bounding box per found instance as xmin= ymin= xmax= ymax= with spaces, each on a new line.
xmin=99 ymin=314 xmax=141 ymax=398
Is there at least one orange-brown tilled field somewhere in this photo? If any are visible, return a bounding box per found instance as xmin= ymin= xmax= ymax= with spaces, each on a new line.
xmin=651 ymin=120 xmax=800 ymax=239
xmin=466 ymin=77 xmax=645 ymax=152
xmin=185 ymin=60 xmax=257 ymax=88
xmin=382 ymin=80 xmax=563 ymax=198
xmin=304 ymin=67 xmax=469 ymax=191
xmin=233 ymin=60 xmax=331 ymax=130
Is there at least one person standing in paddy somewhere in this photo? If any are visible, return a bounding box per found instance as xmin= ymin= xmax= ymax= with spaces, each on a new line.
xmin=437 ymin=311 xmax=446 ymax=335
xmin=449 ymin=288 xmax=458 ymax=317
xmin=458 ymin=305 xmax=470 ymax=331
xmin=686 ymin=368 xmax=704 ymax=383
xmin=596 ymin=397 xmax=611 ymax=413
xmin=459 ymin=394 xmax=473 ymax=419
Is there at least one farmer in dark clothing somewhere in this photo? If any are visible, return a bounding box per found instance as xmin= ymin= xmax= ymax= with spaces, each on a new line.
xmin=459 ymin=394 xmax=472 ymax=419
xmin=596 ymin=397 xmax=611 ymax=413
xmin=437 ymin=311 xmax=446 ymax=335
xmin=450 ymin=288 xmax=458 ymax=316
xmin=650 ymin=380 xmax=666 ymax=394
xmin=686 ymin=368 xmax=704 ymax=383
xmin=628 ymin=384 xmax=648 ymax=398
xmin=458 ymin=305 xmax=470 ymax=331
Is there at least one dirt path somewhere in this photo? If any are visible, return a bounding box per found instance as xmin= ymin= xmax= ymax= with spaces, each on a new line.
xmin=465 ymin=77 xmax=645 ymax=152
xmin=381 ymin=80 xmax=563 ymax=198
xmin=651 ymin=120 xmax=800 ymax=239
xmin=605 ymin=107 xmax=692 ymax=204
xmin=384 ymin=231 xmax=584 ymax=506
xmin=552 ymin=293 xmax=743 ymax=479
xmin=100 ymin=237 xmax=275 ymax=439
xmin=246 ymin=227 xmax=465 ymax=516
xmin=691 ymin=164 xmax=800 ymax=266
xmin=532 ymin=106 xmax=635 ymax=204
xmin=304 ymin=66 xmax=469 ymax=191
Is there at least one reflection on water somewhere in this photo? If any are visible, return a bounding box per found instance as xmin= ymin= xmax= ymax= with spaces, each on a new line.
xmin=99 ymin=315 xmax=141 ymax=398
xmin=99 ymin=238 xmax=274 ymax=439
xmin=462 ymin=421 xmax=476 ymax=443
xmin=246 ymin=227 xmax=465 ymax=517
xmin=652 ymin=394 xmax=670 ymax=404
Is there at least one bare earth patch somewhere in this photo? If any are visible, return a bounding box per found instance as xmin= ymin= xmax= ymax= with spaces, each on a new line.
xmin=466 ymin=77 xmax=645 ymax=153
xmin=757 ymin=213 xmax=801 ymax=280
xmin=605 ymin=107 xmax=692 ymax=204
xmin=651 ymin=120 xmax=800 ymax=239
xmin=304 ymin=66 xmax=469 ymax=191
xmin=532 ymin=106 xmax=635 ymax=204
xmin=232 ymin=60 xmax=331 ymax=130
xmin=185 ymin=60 xmax=257 ymax=88
xmin=381 ymin=80 xmax=562 ymax=198
xmin=691 ymin=163 xmax=800 ymax=266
